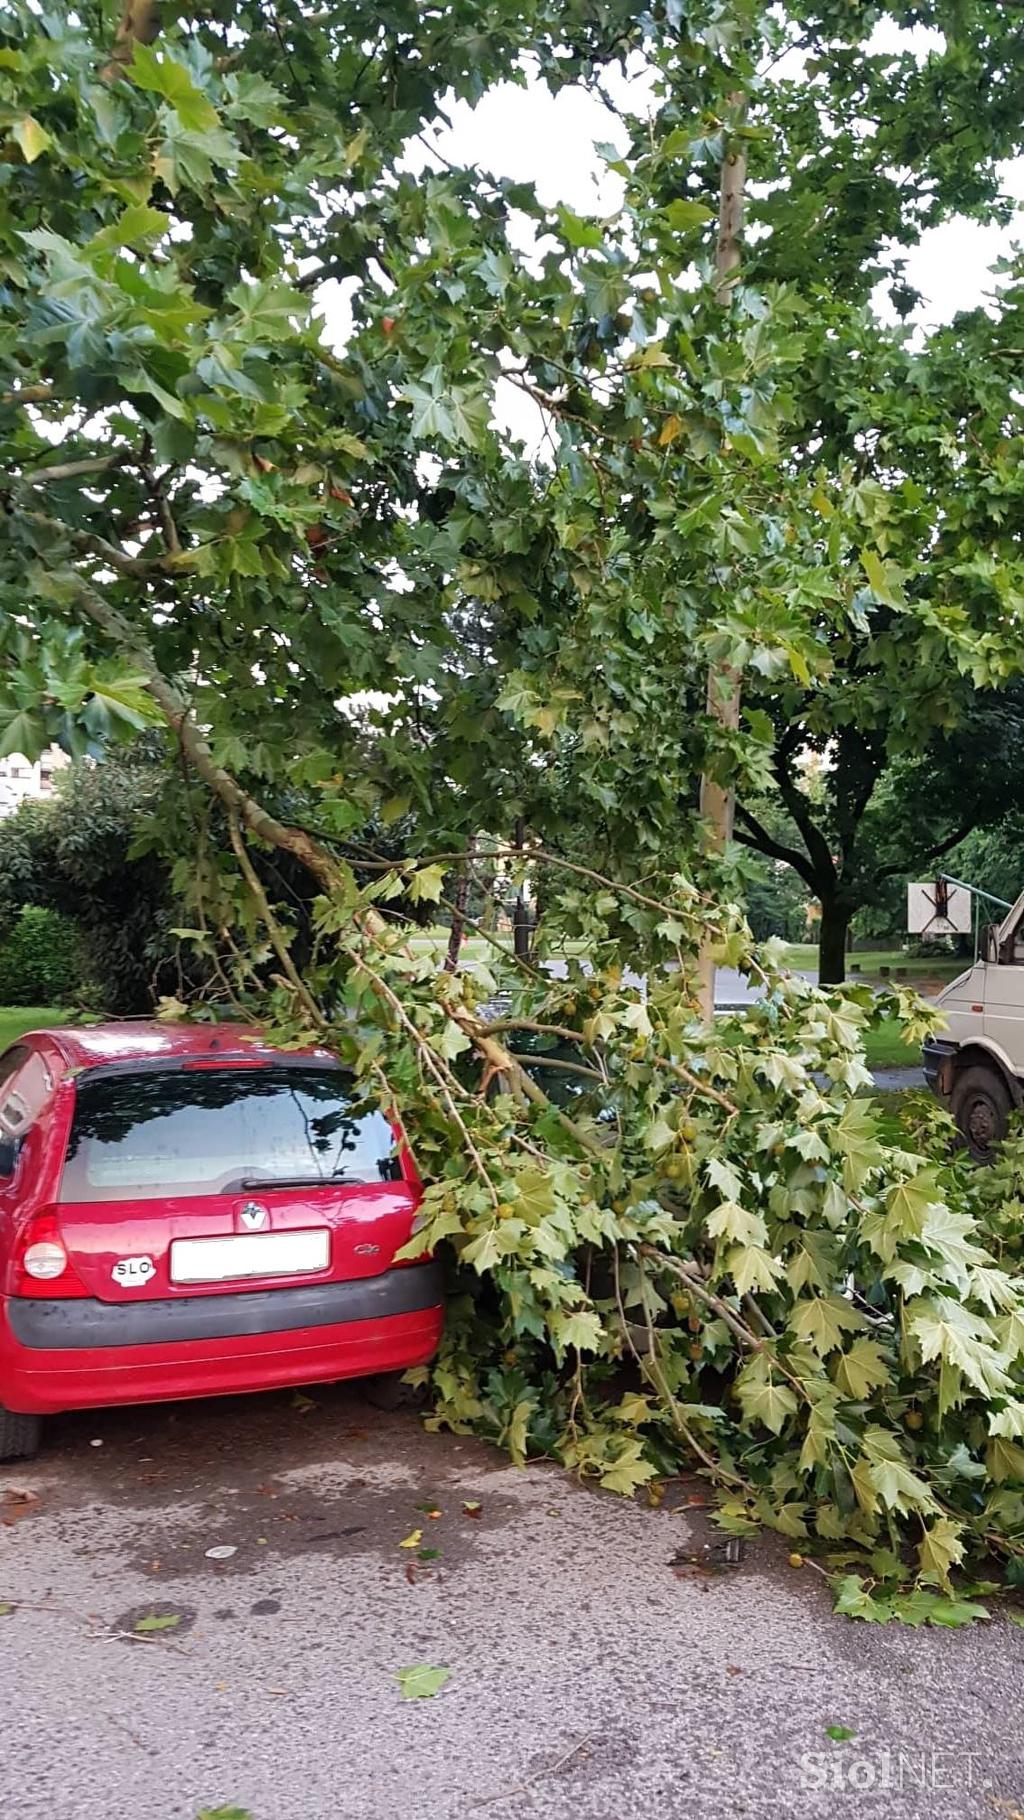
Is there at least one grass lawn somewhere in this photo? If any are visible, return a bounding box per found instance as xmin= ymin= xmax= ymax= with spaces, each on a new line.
xmin=862 ymin=1020 xmax=922 ymax=1070
xmin=0 ymin=1006 xmax=71 ymax=1050
xmin=782 ymin=941 xmax=964 ymax=984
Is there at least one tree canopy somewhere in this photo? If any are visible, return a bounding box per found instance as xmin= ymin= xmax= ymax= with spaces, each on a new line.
xmin=5 ymin=0 xmax=1024 ymax=1616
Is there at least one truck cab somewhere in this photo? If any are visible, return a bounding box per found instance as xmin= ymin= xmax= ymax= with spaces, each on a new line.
xmin=926 ymin=890 xmax=1024 ymax=1160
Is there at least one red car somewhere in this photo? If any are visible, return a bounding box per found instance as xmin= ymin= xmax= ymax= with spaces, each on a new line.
xmin=0 ymin=1023 xmax=443 ymax=1459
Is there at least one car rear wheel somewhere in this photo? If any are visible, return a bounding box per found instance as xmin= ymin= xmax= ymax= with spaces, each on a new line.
xmin=0 ymin=1405 xmax=41 ymax=1462
xmin=951 ymin=1064 xmax=1012 ymax=1164
xmin=359 ymin=1371 xmax=427 ymax=1412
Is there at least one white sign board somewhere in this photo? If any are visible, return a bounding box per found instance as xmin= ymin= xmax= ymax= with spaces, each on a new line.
xmin=907 ymin=881 xmax=972 ymax=936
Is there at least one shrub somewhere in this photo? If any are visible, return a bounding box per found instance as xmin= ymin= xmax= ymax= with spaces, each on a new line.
xmin=0 ymin=742 xmax=183 ymax=1015
xmin=0 ymin=905 xmax=84 ymax=1005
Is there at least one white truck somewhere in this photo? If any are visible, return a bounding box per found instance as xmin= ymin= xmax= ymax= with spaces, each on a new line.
xmin=926 ymin=892 xmax=1024 ymax=1160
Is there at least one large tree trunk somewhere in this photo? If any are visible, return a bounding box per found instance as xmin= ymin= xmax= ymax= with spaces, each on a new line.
xmin=512 ymin=816 xmax=533 ymax=963
xmin=513 ymin=891 xmax=533 ymax=963
xmin=443 ymin=838 xmax=473 ymax=973
xmin=696 ymin=98 xmax=747 ymax=1021
xmin=818 ymin=899 xmax=852 ymax=986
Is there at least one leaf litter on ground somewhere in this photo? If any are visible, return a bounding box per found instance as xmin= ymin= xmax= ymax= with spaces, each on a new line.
xmin=396 ymin=1664 xmax=451 ymax=1700
xmin=134 ymin=1612 xmax=183 ymax=1634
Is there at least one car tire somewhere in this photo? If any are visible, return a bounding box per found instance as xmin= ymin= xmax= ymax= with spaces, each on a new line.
xmin=0 ymin=1405 xmax=41 ymax=1462
xmin=951 ymin=1064 xmax=1012 ymax=1164
xmin=359 ymin=1371 xmax=427 ymax=1412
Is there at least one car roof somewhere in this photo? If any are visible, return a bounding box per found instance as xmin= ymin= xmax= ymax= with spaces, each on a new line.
xmin=14 ymin=1022 xmax=338 ymax=1073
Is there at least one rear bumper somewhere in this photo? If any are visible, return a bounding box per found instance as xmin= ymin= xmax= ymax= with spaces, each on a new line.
xmin=8 ymin=1262 xmax=443 ymax=1350
xmin=923 ymin=1037 xmax=958 ymax=1096
xmin=0 ymin=1263 xmax=443 ymax=1415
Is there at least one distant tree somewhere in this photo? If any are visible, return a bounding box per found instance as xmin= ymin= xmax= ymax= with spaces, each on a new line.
xmin=0 ymin=742 xmax=184 ymax=1012
xmin=737 ymin=648 xmax=1024 ymax=980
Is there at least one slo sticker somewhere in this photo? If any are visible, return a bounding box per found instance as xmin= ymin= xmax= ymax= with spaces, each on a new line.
xmin=112 ymin=1256 xmax=156 ymax=1286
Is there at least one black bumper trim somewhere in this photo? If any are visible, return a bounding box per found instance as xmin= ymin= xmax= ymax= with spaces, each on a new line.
xmin=923 ymin=1037 xmax=958 ymax=1094
xmin=6 ymin=1262 xmax=443 ymax=1352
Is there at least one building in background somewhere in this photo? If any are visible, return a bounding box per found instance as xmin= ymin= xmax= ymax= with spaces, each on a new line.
xmin=0 ymin=747 xmax=69 ymax=819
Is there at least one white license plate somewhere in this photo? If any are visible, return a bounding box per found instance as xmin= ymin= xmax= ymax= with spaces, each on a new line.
xmin=170 ymin=1229 xmax=330 ymax=1285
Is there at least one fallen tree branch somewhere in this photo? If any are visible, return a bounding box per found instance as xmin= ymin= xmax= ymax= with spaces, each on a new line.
xmin=226 ymin=810 xmax=323 ymax=1024
xmin=641 ymin=1246 xmax=809 ymax=1401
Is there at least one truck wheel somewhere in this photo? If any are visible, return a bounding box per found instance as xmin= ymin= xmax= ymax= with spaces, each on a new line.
xmin=950 ymin=1065 xmax=1011 ymax=1164
xmin=0 ymin=1405 xmax=41 ymax=1462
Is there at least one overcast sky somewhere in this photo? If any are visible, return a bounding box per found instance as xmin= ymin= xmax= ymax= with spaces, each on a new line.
xmin=425 ymin=78 xmax=1024 ymax=326
xmin=318 ymin=22 xmax=1024 ymax=443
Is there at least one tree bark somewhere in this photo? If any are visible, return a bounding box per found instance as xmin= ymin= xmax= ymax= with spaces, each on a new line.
xmin=444 ymin=837 xmax=474 ymax=972
xmin=696 ymin=98 xmax=747 ymax=1021
xmin=817 ymin=898 xmax=852 ymax=986
xmin=510 ymin=817 xmax=534 ymax=963
xmin=101 ymin=0 xmax=162 ymax=80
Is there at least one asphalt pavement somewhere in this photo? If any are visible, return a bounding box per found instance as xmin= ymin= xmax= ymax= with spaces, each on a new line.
xmin=1 ymin=1384 xmax=1023 ymax=1820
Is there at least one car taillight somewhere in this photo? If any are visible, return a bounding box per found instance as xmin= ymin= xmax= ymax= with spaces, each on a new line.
xmin=10 ymin=1212 xmax=87 ymax=1298
xmin=23 ymin=1240 xmax=66 ymax=1280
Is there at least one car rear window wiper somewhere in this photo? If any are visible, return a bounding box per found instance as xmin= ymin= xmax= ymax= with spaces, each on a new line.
xmin=234 ymin=1173 xmax=366 ymax=1190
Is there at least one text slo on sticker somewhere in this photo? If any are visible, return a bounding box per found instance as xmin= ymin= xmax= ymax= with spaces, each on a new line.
xmin=112 ymin=1256 xmax=156 ymax=1286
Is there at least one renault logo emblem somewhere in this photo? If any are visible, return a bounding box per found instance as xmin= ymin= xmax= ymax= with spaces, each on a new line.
xmin=238 ymin=1201 xmax=268 ymax=1231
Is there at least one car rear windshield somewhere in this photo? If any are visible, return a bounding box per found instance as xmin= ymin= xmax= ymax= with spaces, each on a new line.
xmin=60 ymin=1066 xmax=401 ymax=1202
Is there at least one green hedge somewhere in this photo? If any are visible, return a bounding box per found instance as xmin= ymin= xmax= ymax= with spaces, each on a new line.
xmin=0 ymin=905 xmax=84 ymax=1006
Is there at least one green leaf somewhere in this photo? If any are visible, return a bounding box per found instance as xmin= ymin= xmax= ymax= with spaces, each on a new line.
xmin=555 ymin=206 xmax=606 ymax=250
xmin=128 ymin=43 xmax=220 ymax=133
xmin=11 ymin=116 xmax=52 ymax=163
xmin=825 ymin=1725 xmax=856 ymax=1742
xmin=398 ymin=383 xmax=455 ymax=443
xmin=833 ymin=1100 xmax=884 ymax=1192
xmin=911 ymin=1298 xmax=1012 ymax=1399
xmin=861 ymin=548 xmax=905 ymax=609
xmin=889 ymin=1589 xmax=944 ymax=1627
xmin=988 ymin=1401 xmax=1024 ymax=1440
xmin=133 ymin=1612 xmax=182 ymax=1633
xmin=833 ymin=1338 xmax=890 ymax=1400
xmin=90 ymin=205 xmax=169 ymax=251
xmin=598 ymin=1449 xmax=658 ymax=1495
xmin=406 ymin=864 xmax=446 ymax=905
xmin=986 ymin=1436 xmax=1024 ymax=1484
xmin=0 ymin=1602 xmax=13 ymax=1617
xmin=84 ymin=674 xmax=161 ymax=737
xmin=917 ymin=1517 xmax=965 ymax=1590
xmin=556 ymin=1309 xmax=604 ymax=1353
xmin=504 ymin=1398 xmax=534 ymax=1466
xmin=832 ymin=1574 xmax=893 ymax=1623
xmin=658 ymin=199 xmax=715 ymax=232
xmin=706 ymin=1199 xmax=768 ymax=1247
xmin=434 ymin=1020 xmax=470 ymax=1062
xmin=886 ymin=1171 xmax=941 ymax=1241
xmin=461 ymin=1229 xmax=502 ymax=1274
xmin=228 ymin=278 xmax=307 ymax=341
xmin=705 ymin=1157 xmax=745 ymax=1201
xmin=735 ymin=1367 xmax=798 ymax=1435
xmin=0 ymin=705 xmax=46 ymax=762
xmin=788 ymin=1295 xmax=863 ymax=1357
xmin=396 ymin=1663 xmax=450 ymax=1700
xmin=725 ymin=1242 xmax=783 ymax=1296
xmin=861 ymin=1429 xmax=937 ymax=1517
xmin=925 ymin=1598 xmax=990 ymax=1629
